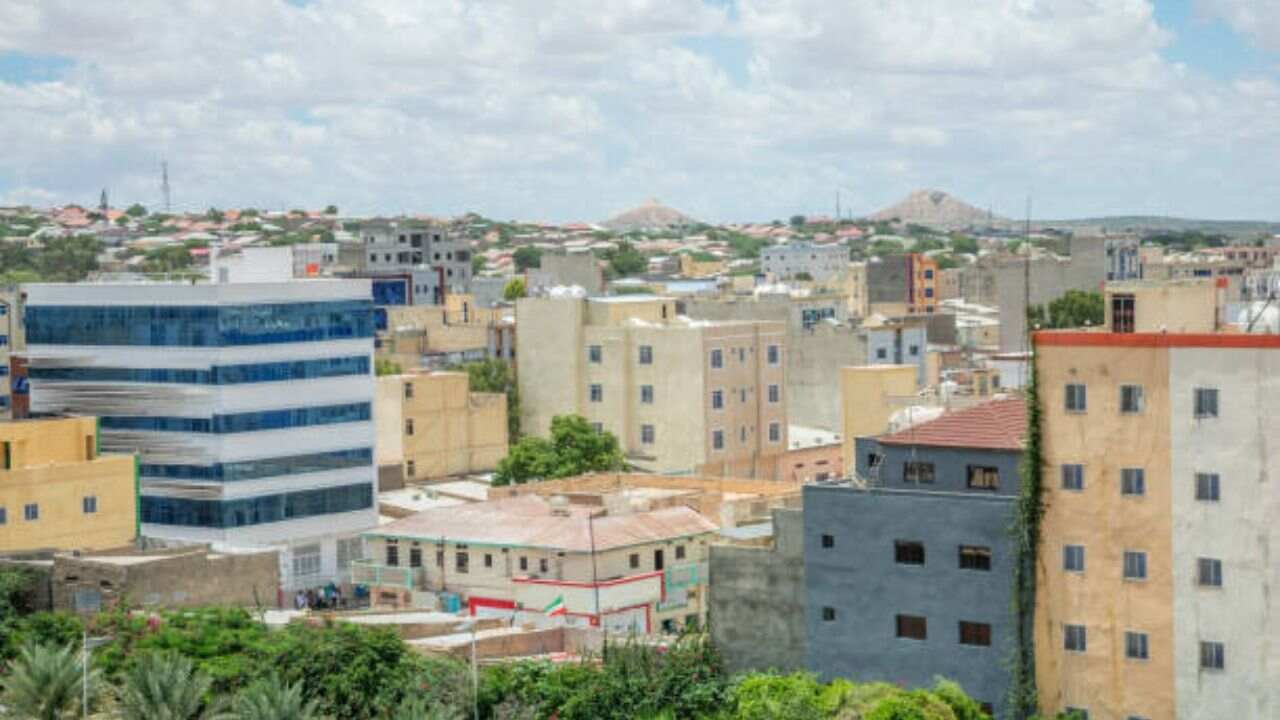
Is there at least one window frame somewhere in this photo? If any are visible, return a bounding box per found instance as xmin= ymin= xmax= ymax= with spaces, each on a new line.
xmin=1123 ymin=550 xmax=1148 ymax=581
xmin=1121 ymin=468 xmax=1146 ymax=497
xmin=966 ymin=465 xmax=1000 ymax=491
xmin=638 ymin=345 xmax=653 ymax=365
xmin=1193 ymin=387 xmax=1219 ymax=419
xmin=1125 ymin=631 xmax=1150 ymax=661
xmin=895 ymin=614 xmax=928 ymax=640
xmin=1195 ymin=472 xmax=1220 ymax=502
xmin=1120 ymin=384 xmax=1144 ymax=414
xmin=894 ymin=540 xmax=926 ymax=566
xmin=1061 ymin=463 xmax=1084 ymax=492
xmin=958 ymin=545 xmax=992 ymax=571
xmin=1065 ymin=383 xmax=1087 ymax=413
xmin=1199 ymin=641 xmax=1225 ymax=670
xmin=589 ymin=383 xmax=603 ymax=403
xmin=903 ymin=461 xmax=936 ymax=484
xmin=958 ymin=621 xmax=992 ymax=647
xmin=1063 ymin=624 xmax=1087 ymax=653
xmin=1197 ymin=557 xmax=1223 ymax=587
xmin=1063 ymin=544 xmax=1085 ymax=573
xmin=588 ymin=345 xmax=602 ymax=364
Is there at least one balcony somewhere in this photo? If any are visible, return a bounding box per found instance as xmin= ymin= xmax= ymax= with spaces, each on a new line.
xmin=351 ymin=561 xmax=415 ymax=589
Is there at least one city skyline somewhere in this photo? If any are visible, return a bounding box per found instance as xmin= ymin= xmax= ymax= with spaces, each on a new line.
xmin=1 ymin=1 xmax=1279 ymax=223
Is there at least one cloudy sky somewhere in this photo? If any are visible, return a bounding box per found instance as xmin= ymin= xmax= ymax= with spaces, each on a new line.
xmin=1 ymin=0 xmax=1278 ymax=222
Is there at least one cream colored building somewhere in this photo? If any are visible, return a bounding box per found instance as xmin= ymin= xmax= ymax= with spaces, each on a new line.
xmin=516 ymin=295 xmax=787 ymax=478
xmin=1 ymin=416 xmax=137 ymax=552
xmin=376 ymin=372 xmax=508 ymax=483
xmin=1103 ymin=279 xmax=1219 ymax=334
xmin=839 ymin=365 xmax=917 ymax=476
xmin=842 ymin=263 xmax=869 ymax=318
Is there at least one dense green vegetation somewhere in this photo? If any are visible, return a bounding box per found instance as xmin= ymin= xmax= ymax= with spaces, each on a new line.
xmin=1026 ymin=290 xmax=1104 ymax=330
xmin=0 ymin=235 xmax=102 ymax=284
xmin=450 ymin=358 xmax=521 ymax=439
xmin=603 ymin=241 xmax=647 ymax=277
xmin=493 ymin=414 xmax=625 ymax=486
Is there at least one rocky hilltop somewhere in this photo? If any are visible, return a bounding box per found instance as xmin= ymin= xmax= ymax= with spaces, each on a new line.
xmin=602 ymin=198 xmax=698 ymax=231
xmin=869 ymin=189 xmax=1007 ymax=229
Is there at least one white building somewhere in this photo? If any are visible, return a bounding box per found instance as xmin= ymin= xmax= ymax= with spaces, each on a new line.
xmin=761 ymin=242 xmax=847 ymax=282
xmin=23 ymin=279 xmax=378 ymax=590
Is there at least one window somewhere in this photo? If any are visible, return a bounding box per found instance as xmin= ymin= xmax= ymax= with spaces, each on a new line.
xmin=675 ymin=545 xmax=685 ymax=560
xmin=1063 ymin=545 xmax=1085 ymax=573
xmin=629 ymin=553 xmax=640 ymax=569
xmin=1198 ymin=558 xmax=1223 ymax=587
xmin=292 ymin=544 xmax=322 ymax=577
xmin=821 ymin=606 xmax=836 ymax=622
xmin=958 ymin=545 xmax=992 ymax=571
xmin=1194 ymin=388 xmax=1218 ymax=419
xmin=1125 ymin=631 xmax=1149 ymax=660
xmin=1064 ymin=624 xmax=1087 ymax=652
xmin=23 ymin=503 xmax=38 ymax=521
xmin=895 ymin=540 xmax=925 ymax=565
xmin=767 ymin=345 xmax=780 ymax=365
xmin=484 ymin=554 xmax=493 ymax=569
xmin=1120 ymin=468 xmax=1146 ymax=496
xmin=712 ymin=430 xmax=724 ymax=450
xmin=640 ymin=385 xmax=654 ymax=404
xmin=591 ymin=422 xmax=603 ymax=433
xmin=539 ymin=558 xmax=548 ymax=573
xmin=590 ymin=384 xmax=603 ymax=402
xmin=896 ymin=614 xmax=927 ymax=640
xmin=336 ymin=537 xmax=362 ymax=570
xmin=903 ymin=461 xmax=935 ymax=484
xmin=1061 ymin=464 xmax=1084 ymax=491
xmin=711 ymin=389 xmax=724 ymax=410
xmin=639 ymin=345 xmax=653 ymax=364
xmin=588 ymin=345 xmax=602 ymax=363
xmin=519 ymin=556 xmax=528 ymax=572
xmin=405 ymin=419 xmax=414 ymax=436
xmin=768 ymin=384 xmax=780 ymax=403
xmin=1200 ymin=641 xmax=1225 ymax=670
xmin=909 ymin=344 xmax=919 ymax=355
xmin=821 ymin=534 xmax=835 ymax=549
xmin=641 ymin=424 xmax=655 ymax=445
xmin=456 ymin=551 xmax=469 ymax=574
xmin=409 ymin=547 xmax=423 ymax=568
xmin=436 ymin=550 xmax=444 ymax=567
xmin=1123 ymin=551 xmax=1148 ymax=580
xmin=0 ymin=507 xmax=6 ymax=525
xmin=1195 ymin=473 xmax=1220 ymax=501
xmin=768 ymin=422 xmax=781 ymax=443
xmin=959 ymin=621 xmax=992 ymax=647
xmin=405 ymin=460 xmax=415 ymax=478
xmin=82 ymin=496 xmax=97 ymax=514
xmin=876 ymin=348 xmax=887 ymax=360
xmin=1112 ymin=293 xmax=1135 ymax=333
xmin=967 ymin=466 xmax=999 ymax=490
xmin=1120 ymin=384 xmax=1144 ymax=414
xmin=385 ymin=542 xmax=400 ymax=567
xmin=404 ymin=382 xmax=414 ymax=400
xmin=740 ymin=426 xmax=747 ymax=443
xmin=1065 ymin=383 xmax=1087 ymax=412
xmin=710 ymin=349 xmax=723 ymax=369
xmin=739 ymin=388 xmax=747 ymax=403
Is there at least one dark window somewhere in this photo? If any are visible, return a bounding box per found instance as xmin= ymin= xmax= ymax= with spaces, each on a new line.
xmin=23 ymin=503 xmax=38 ymax=521
xmin=1063 ymin=545 xmax=1085 ymax=572
xmin=821 ymin=534 xmax=835 ymax=549
xmin=768 ymin=384 xmax=780 ymax=403
xmin=967 ymin=466 xmax=999 ymax=490
xmin=821 ymin=606 xmax=836 ymax=622
xmin=959 ymin=621 xmax=992 ymax=647
xmin=641 ymin=424 xmax=655 ymax=444
xmin=1121 ymin=468 xmax=1146 ymax=496
xmin=629 ymin=553 xmax=640 ymax=569
xmin=896 ymin=614 xmax=927 ymax=640
xmin=484 ymin=554 xmax=493 ymax=568
xmin=404 ymin=382 xmax=414 ymax=399
xmin=768 ymin=423 xmax=781 ymax=442
xmin=456 ymin=551 xmax=469 ymax=574
xmin=1198 ymin=558 xmax=1223 ymax=587
xmin=82 ymin=496 xmax=98 ymax=514
xmin=895 ymin=540 xmax=925 ymax=565
xmin=539 ymin=558 xmax=548 ymax=573
xmin=1120 ymin=384 xmax=1144 ymax=414
xmin=1200 ymin=641 xmax=1225 ymax=670
xmin=675 ymin=545 xmax=686 ymax=560
xmin=1061 ymin=463 xmax=1084 ymax=491
xmin=1125 ymin=631 xmax=1149 ymax=660
xmin=654 ymin=549 xmax=665 ymax=571
xmin=409 ymin=547 xmax=422 ymax=568
xmin=1195 ymin=473 xmax=1220 ymax=501
xmin=519 ymin=556 xmax=528 ymax=571
xmin=639 ymin=345 xmax=653 ymax=364
xmin=767 ymin=345 xmax=780 ymax=365
xmin=588 ymin=345 xmax=602 ymax=363
xmin=1194 ymin=388 xmax=1218 ymax=419
xmin=590 ymin=384 xmax=603 ymax=402
xmin=1064 ymin=624 xmax=1087 ymax=652
xmin=1123 ymin=551 xmax=1147 ymax=580
xmin=1112 ymin=293 xmax=1135 ymax=333
xmin=1065 ymin=383 xmax=1087 ymax=412
xmin=712 ymin=430 xmax=724 ymax=450
xmin=386 ymin=543 xmax=400 ymax=567
xmin=405 ymin=419 xmax=414 ymax=436
xmin=904 ymin=461 xmax=935 ymax=484
xmin=711 ymin=390 xmax=724 ymax=409
xmin=640 ymin=385 xmax=654 ymax=404
xmin=958 ymin=545 xmax=992 ymax=571
xmin=710 ymin=349 xmax=723 ymax=369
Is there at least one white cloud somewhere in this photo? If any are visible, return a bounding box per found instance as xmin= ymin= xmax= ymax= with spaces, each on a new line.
xmin=1200 ymin=0 xmax=1280 ymax=51
xmin=0 ymin=0 xmax=1275 ymax=221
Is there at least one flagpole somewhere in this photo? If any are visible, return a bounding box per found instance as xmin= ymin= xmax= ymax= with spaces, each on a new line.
xmin=588 ymin=510 xmax=606 ymax=658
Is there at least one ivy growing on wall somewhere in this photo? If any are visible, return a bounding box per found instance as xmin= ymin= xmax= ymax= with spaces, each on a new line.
xmin=1008 ymin=352 xmax=1044 ymax=719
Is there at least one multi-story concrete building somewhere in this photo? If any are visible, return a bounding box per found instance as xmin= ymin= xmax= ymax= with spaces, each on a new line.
xmin=866 ymin=253 xmax=939 ymax=315
xmin=1 ymin=416 xmax=138 ymax=553
xmin=1034 ymin=330 xmax=1280 ymax=720
xmin=993 ymin=236 xmax=1112 ymax=351
xmin=22 ymin=280 xmax=378 ymax=590
xmin=517 ymin=295 xmax=787 ymax=478
xmin=359 ymin=493 xmax=718 ymax=633
xmin=761 ymin=242 xmax=847 ymax=282
xmin=805 ymin=398 xmax=1024 ymax=719
xmin=861 ymin=314 xmax=929 ymax=386
xmin=374 ymin=371 xmax=508 ymax=485
xmin=341 ymin=221 xmax=472 ymax=305
xmin=0 ymin=286 xmax=23 ymax=417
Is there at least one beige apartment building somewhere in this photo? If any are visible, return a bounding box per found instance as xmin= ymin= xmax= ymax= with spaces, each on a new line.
xmin=375 ymin=371 xmax=508 ymax=485
xmin=516 ymin=295 xmax=787 ymax=478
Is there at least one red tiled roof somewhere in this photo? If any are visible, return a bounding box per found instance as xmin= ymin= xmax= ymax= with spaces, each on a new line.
xmin=877 ymin=398 xmax=1026 ymax=452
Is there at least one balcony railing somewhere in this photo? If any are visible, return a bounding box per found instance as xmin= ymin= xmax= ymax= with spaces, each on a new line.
xmin=351 ymin=561 xmax=414 ymax=589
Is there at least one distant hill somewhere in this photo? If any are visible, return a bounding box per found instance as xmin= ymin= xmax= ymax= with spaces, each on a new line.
xmin=868 ymin=189 xmax=1005 ymax=229
xmin=603 ymin=198 xmax=698 ymax=231
xmin=1037 ymin=216 xmax=1280 ymax=237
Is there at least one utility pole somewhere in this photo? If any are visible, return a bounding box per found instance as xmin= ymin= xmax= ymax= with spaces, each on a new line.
xmin=588 ymin=510 xmax=606 ymax=658
xmin=1023 ymin=196 xmax=1032 ymax=354
xmin=161 ymin=160 xmax=171 ymax=213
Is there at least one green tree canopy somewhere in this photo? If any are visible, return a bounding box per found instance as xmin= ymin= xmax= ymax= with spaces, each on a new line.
xmin=375 ymin=358 xmax=403 ymax=376
xmin=503 ymin=277 xmax=527 ymax=301
xmin=604 ymin=241 xmax=646 ymax=277
xmin=471 ymin=254 xmax=486 ymax=275
xmin=1028 ymin=289 xmax=1104 ymax=330
xmin=513 ymin=246 xmax=542 ymax=271
xmin=789 ymin=214 xmax=806 ymax=228
xmin=125 ymin=203 xmax=148 ymax=217
xmin=206 ymin=208 xmax=225 ymax=223
xmin=323 ymin=205 xmax=339 ymax=215
xmin=493 ymin=414 xmax=625 ymax=486
xmin=950 ymin=235 xmax=979 ymax=255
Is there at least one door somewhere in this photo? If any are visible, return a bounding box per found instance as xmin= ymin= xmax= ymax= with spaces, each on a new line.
xmin=653 ymin=549 xmax=665 ymax=571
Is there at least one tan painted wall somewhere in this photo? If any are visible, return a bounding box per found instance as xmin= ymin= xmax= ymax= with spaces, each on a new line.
xmin=842 ymin=263 xmax=868 ymax=317
xmin=680 ymin=255 xmax=727 ymax=278
xmin=1104 ymin=281 xmax=1217 ymax=334
xmin=779 ymin=442 xmax=842 ymax=483
xmin=377 ymin=372 xmax=509 ymax=482
xmin=1035 ymin=342 xmax=1175 ymax=720
xmin=839 ymin=365 xmax=918 ymax=476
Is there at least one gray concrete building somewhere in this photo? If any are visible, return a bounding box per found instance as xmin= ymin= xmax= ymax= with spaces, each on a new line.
xmin=709 ymin=508 xmax=807 ymax=673
xmin=762 ymin=242 xmax=847 ymax=282
xmin=341 ymin=221 xmax=472 ymax=304
xmin=804 ymin=398 xmax=1024 ymax=718
xmin=862 ymin=316 xmax=929 ymax=386
xmin=527 ymin=251 xmax=606 ymax=294
xmin=994 ymin=236 xmax=1110 ymax=351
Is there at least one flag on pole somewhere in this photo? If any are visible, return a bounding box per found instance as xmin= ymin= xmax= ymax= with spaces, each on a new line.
xmin=543 ymin=595 xmax=566 ymax=617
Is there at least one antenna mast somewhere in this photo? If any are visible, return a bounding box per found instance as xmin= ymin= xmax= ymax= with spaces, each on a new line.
xmin=1023 ymin=196 xmax=1032 ymax=354
xmin=161 ymin=160 xmax=172 ymax=213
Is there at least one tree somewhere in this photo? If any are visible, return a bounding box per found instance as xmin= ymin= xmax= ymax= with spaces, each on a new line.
xmin=950 ymin=235 xmax=979 ymax=255
xmin=375 ymin=358 xmax=403 ymax=376
xmin=0 ymin=642 xmax=92 ymax=720
xmin=323 ymin=205 xmax=339 ymax=215
xmin=451 ymin=358 xmax=520 ymax=439
xmin=117 ymin=650 xmax=230 ymax=720
xmin=391 ymin=698 xmax=465 ymax=720
xmin=493 ymin=414 xmax=625 ymax=486
xmin=36 ymin=235 xmax=102 ymax=282
xmin=789 ymin=215 xmax=806 ymax=228
xmin=1029 ymin=290 xmax=1104 ymax=330
xmin=604 ymin=241 xmax=646 ymax=277
xmin=513 ymin=246 xmax=542 ymax=271
xmin=206 ymin=208 xmax=225 ymax=223
xmin=233 ymin=677 xmax=320 ymax=720
xmin=125 ymin=203 xmax=148 ymax=217
xmin=503 ymin=277 xmax=527 ymax=302
xmin=472 ymin=255 xmax=486 ymax=275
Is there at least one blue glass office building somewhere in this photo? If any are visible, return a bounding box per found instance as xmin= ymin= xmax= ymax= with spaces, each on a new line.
xmin=24 ymin=281 xmax=378 ymax=588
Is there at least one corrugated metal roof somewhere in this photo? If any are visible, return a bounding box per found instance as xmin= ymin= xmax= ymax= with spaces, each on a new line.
xmin=370 ymin=495 xmax=719 ymax=552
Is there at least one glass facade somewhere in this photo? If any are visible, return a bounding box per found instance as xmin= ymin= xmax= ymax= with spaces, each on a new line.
xmin=29 ymin=356 xmax=369 ymax=385
xmin=140 ymin=482 xmax=373 ymax=528
xmin=140 ymin=447 xmax=373 ymax=481
xmin=26 ymin=300 xmax=374 ymax=347
xmin=100 ymin=402 xmax=371 ymax=433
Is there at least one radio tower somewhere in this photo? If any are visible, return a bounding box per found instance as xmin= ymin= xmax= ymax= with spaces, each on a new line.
xmin=161 ymin=160 xmax=172 ymax=213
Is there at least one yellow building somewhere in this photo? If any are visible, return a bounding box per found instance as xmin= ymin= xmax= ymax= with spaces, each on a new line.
xmin=376 ymin=372 xmax=508 ymax=484
xmin=679 ymin=254 xmax=727 ymax=278
xmin=839 ymin=365 xmax=917 ymax=476
xmin=1 ymin=416 xmax=137 ymax=552
xmin=516 ymin=295 xmax=787 ymax=478
xmin=1103 ymin=279 xmax=1218 ymax=334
